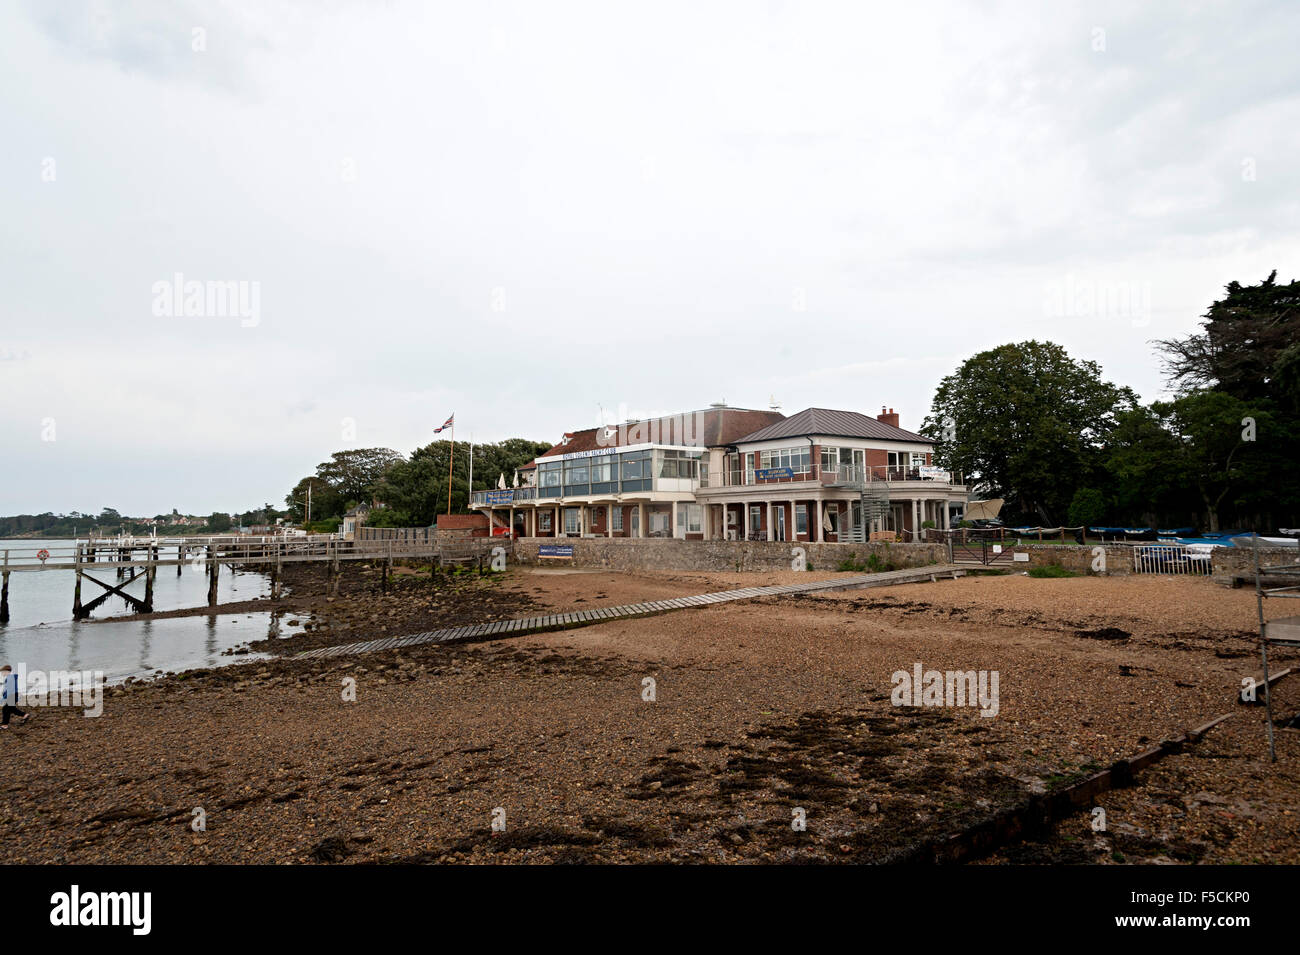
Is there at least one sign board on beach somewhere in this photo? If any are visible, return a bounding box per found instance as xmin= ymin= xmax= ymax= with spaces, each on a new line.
xmin=538 ymin=544 xmax=574 ymax=559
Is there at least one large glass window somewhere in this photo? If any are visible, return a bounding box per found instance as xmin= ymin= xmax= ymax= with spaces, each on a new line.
xmin=539 ymin=462 xmax=562 ymax=487
xmin=658 ymin=449 xmax=699 ymax=479
xmin=589 ymin=456 xmax=614 ymax=483
xmin=612 ymin=507 xmax=623 ymax=531
xmin=796 ymin=505 xmax=808 ymax=535
xmin=620 ymin=451 xmax=649 ymax=481
xmin=564 ymin=507 xmax=580 ymax=534
xmin=758 ymin=447 xmax=811 ymax=473
xmin=821 ymin=448 xmax=837 ymax=472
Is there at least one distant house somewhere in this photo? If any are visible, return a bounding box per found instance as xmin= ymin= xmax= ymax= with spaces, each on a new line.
xmin=341 ymin=504 xmax=372 ymax=541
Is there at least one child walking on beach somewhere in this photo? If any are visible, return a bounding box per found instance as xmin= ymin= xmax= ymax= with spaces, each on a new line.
xmin=0 ymin=665 xmax=28 ymax=730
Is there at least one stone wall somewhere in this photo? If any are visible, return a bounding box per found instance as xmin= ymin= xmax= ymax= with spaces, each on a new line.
xmin=1016 ymin=542 xmax=1295 ymax=582
xmin=509 ymin=537 xmax=946 ymax=572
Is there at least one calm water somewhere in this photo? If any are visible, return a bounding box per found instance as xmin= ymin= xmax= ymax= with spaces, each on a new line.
xmin=0 ymin=539 xmax=302 ymax=683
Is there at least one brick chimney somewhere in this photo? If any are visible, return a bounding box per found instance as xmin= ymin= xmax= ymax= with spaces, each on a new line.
xmin=877 ymin=406 xmax=899 ymax=429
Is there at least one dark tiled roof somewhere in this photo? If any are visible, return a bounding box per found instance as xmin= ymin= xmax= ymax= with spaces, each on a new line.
xmin=735 ymin=407 xmax=929 ymax=444
xmin=536 ymin=408 xmax=785 ymax=458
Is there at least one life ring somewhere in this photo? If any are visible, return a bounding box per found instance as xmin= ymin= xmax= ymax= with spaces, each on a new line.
xmin=36 ymin=549 xmax=50 ymax=561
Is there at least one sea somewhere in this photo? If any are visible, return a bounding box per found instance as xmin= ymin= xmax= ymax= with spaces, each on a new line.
xmin=0 ymin=539 xmax=304 ymax=684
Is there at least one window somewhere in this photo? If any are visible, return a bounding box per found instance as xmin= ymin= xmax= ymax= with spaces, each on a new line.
xmin=658 ymin=449 xmax=699 ymax=479
xmin=620 ymin=450 xmax=649 ymax=481
xmin=539 ymin=462 xmax=562 ymax=487
xmin=911 ymin=452 xmax=926 ymax=468
xmin=758 ymin=447 xmax=810 ymax=472
xmin=612 ymin=507 xmax=623 ymax=531
xmin=826 ymin=505 xmax=839 ymax=533
xmin=676 ymin=503 xmax=702 ymax=534
xmin=796 ymin=504 xmax=808 ymax=535
xmin=564 ymin=461 xmax=589 ymax=485
xmin=590 ymin=456 xmax=614 ymax=483
xmin=749 ymin=505 xmax=762 ymax=535
xmin=540 ymin=512 xmax=552 ymax=531
xmin=821 ymin=448 xmax=838 ymax=472
xmin=564 ymin=508 xmax=580 ymax=534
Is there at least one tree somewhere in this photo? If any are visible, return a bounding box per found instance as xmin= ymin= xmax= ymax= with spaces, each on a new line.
xmin=1154 ymin=392 xmax=1273 ymax=533
xmin=207 ymin=512 xmax=232 ymax=533
xmin=922 ymin=341 xmax=1134 ymax=525
xmin=1158 ymin=271 xmax=1300 ymax=404
xmin=285 ymin=476 xmax=340 ymax=524
xmin=315 ymin=448 xmax=404 ymax=505
xmin=1066 ymin=488 xmax=1107 ymax=528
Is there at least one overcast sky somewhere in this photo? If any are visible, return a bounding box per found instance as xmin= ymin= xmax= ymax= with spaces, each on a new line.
xmin=3 ymin=0 xmax=1298 ymax=516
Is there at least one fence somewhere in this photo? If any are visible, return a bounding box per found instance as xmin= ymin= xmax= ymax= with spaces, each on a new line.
xmin=357 ymin=526 xmax=437 ymax=544
xmin=1132 ymin=543 xmax=1213 ymax=576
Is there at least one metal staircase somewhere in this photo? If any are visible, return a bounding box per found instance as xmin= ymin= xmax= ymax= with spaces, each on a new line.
xmin=830 ymin=467 xmax=891 ymax=542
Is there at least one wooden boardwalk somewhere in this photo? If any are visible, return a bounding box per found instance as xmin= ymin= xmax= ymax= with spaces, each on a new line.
xmin=297 ymin=564 xmax=964 ymax=660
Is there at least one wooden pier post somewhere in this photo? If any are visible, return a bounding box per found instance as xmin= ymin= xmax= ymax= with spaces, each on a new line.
xmin=382 ymin=541 xmax=392 ymax=594
xmin=143 ymin=545 xmax=156 ymax=612
xmin=177 ymin=543 xmax=185 ymax=576
xmin=330 ymin=540 xmax=341 ymax=597
xmin=73 ymin=544 xmax=84 ymax=619
xmin=271 ymin=543 xmax=283 ymax=601
xmin=206 ymin=545 xmax=218 ymax=607
xmin=1 ymin=550 xmax=9 ymax=624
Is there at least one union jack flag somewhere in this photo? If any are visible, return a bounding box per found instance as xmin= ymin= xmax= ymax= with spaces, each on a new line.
xmin=434 ymin=414 xmax=454 ymax=433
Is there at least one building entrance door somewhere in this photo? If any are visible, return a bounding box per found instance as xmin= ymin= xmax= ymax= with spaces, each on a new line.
xmin=774 ymin=505 xmax=786 ymax=542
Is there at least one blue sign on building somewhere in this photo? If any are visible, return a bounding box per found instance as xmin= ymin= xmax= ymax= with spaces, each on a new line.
xmin=754 ymin=467 xmax=793 ymax=480
xmin=485 ymin=490 xmax=515 ymax=504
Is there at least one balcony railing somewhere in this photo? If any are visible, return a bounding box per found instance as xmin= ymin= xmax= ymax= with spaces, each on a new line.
xmin=470 ymin=486 xmax=538 ymax=507
xmin=471 ymin=467 xmax=965 ymax=505
xmin=704 ymin=465 xmax=963 ymax=488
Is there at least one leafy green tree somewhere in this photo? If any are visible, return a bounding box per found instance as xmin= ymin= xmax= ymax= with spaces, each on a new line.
xmin=315 ymin=448 xmax=404 ymax=504
xmin=207 ymin=512 xmax=233 ymax=533
xmin=922 ymin=341 xmax=1134 ymax=525
xmin=1066 ymin=488 xmax=1107 ymax=528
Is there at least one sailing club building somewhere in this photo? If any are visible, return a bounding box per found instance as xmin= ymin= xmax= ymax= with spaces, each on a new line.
xmin=472 ymin=404 xmax=967 ymax=542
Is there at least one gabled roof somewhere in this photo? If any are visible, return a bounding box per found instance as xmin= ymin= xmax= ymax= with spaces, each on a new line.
xmin=734 ymin=407 xmax=929 ymax=444
xmin=535 ymin=407 xmax=785 ymax=459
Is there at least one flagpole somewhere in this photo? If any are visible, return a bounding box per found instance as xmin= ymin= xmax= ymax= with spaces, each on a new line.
xmin=468 ymin=433 xmax=474 ymax=512
xmin=446 ymin=420 xmax=455 ymax=517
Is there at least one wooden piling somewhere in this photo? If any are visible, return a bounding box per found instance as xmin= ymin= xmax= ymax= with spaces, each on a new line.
xmin=143 ymin=546 xmax=155 ymax=612
xmin=271 ymin=543 xmax=283 ymax=601
xmin=330 ymin=540 xmax=341 ymax=597
xmin=177 ymin=543 xmax=184 ymax=577
xmin=73 ymin=545 xmax=84 ymax=619
xmin=206 ymin=546 xmax=218 ymax=606
xmin=1 ymin=550 xmax=9 ymax=624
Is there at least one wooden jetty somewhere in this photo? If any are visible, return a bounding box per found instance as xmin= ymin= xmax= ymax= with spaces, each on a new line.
xmin=0 ymin=534 xmax=476 ymax=621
